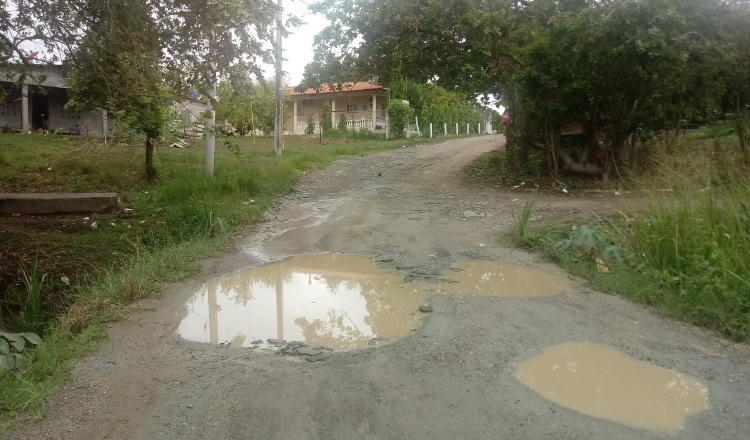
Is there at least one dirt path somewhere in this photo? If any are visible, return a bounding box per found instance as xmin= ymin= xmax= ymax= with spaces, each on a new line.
xmin=9 ymin=136 xmax=750 ymax=440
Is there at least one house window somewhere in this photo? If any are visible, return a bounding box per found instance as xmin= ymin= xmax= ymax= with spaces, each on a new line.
xmin=0 ymin=103 xmax=17 ymax=116
xmin=61 ymin=107 xmax=81 ymax=120
xmin=346 ymin=104 xmax=358 ymax=113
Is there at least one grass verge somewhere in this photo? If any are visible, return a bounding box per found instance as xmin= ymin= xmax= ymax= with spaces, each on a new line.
xmin=506 ymin=145 xmax=750 ymax=343
xmin=0 ymin=132 xmax=436 ymax=433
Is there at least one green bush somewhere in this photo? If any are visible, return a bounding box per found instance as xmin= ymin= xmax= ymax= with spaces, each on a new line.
xmin=387 ymin=100 xmax=413 ymax=138
xmin=305 ymin=115 xmax=315 ymax=135
xmin=338 ymin=113 xmax=348 ymax=132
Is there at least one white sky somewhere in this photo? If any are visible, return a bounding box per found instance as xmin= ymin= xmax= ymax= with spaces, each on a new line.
xmin=261 ymin=2 xmax=330 ymax=85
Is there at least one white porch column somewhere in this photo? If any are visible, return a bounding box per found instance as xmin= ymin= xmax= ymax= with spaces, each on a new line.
xmin=102 ymin=110 xmax=108 ymax=137
xmin=293 ymin=100 xmax=298 ymax=133
xmin=372 ymin=94 xmax=377 ymax=128
xmin=21 ymin=84 xmax=29 ymax=133
xmin=331 ymin=98 xmax=336 ymax=115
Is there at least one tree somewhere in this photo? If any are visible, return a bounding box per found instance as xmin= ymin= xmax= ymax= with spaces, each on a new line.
xmin=306 ymin=0 xmax=750 ymax=178
xmin=66 ymin=0 xmax=168 ymax=182
xmin=338 ymin=112 xmax=347 ymax=131
xmin=305 ymin=115 xmax=315 ymax=135
xmin=386 ymin=100 xmax=412 ymax=138
xmin=3 ymin=0 xmax=288 ymax=177
xmin=215 ymin=78 xmax=288 ymax=136
xmin=321 ymin=100 xmax=333 ymax=132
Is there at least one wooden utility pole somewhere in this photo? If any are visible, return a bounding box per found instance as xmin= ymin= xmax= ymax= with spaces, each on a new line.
xmin=273 ymin=0 xmax=283 ymax=157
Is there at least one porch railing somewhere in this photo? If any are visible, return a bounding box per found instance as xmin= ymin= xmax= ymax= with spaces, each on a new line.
xmin=294 ymin=118 xmax=387 ymax=133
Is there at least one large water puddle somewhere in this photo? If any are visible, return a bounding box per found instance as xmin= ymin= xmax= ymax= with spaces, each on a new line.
xmin=439 ymin=261 xmax=568 ymax=298
xmin=515 ymin=341 xmax=710 ymax=433
xmin=178 ymin=255 xmax=569 ymax=351
xmin=178 ymin=254 xmax=427 ymax=351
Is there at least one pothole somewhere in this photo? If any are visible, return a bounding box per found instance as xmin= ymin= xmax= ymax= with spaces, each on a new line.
xmin=515 ymin=341 xmax=710 ymax=433
xmin=438 ymin=261 xmax=568 ymax=298
xmin=177 ymin=256 xmax=570 ymax=351
xmin=177 ymin=254 xmax=427 ymax=351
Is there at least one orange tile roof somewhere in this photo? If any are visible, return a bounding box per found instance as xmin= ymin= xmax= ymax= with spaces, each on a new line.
xmin=291 ymin=82 xmax=387 ymax=96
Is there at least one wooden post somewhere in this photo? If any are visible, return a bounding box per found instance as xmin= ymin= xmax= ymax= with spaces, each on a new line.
xmin=21 ymin=84 xmax=29 ymax=133
xmin=251 ymin=100 xmax=256 ymax=144
xmin=293 ymin=100 xmax=298 ymax=134
xmin=102 ymin=110 xmax=108 ymax=141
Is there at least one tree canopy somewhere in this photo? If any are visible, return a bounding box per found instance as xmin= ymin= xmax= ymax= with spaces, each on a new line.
xmin=304 ymin=0 xmax=750 ymax=179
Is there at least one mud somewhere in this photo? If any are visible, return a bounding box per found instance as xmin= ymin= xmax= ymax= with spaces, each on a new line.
xmin=9 ymin=136 xmax=750 ymax=440
xmin=515 ymin=341 xmax=710 ymax=433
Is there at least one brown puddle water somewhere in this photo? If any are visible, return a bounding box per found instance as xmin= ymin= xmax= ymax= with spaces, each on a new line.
xmin=178 ymin=254 xmax=427 ymax=351
xmin=515 ymin=341 xmax=710 ymax=433
xmin=178 ymin=256 xmax=569 ymax=351
xmin=438 ymin=261 xmax=568 ymax=298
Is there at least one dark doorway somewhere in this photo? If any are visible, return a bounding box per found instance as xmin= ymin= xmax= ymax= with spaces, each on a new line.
xmin=31 ymin=95 xmax=49 ymax=131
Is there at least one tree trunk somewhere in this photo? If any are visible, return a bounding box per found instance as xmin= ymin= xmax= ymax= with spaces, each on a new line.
xmin=628 ymin=131 xmax=638 ymax=169
xmin=145 ymin=136 xmax=158 ymax=183
xmin=557 ymin=149 xmax=604 ymax=177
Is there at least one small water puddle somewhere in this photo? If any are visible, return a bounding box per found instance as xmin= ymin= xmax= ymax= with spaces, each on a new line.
xmin=515 ymin=341 xmax=710 ymax=433
xmin=177 ymin=254 xmax=427 ymax=351
xmin=439 ymin=261 xmax=568 ymax=298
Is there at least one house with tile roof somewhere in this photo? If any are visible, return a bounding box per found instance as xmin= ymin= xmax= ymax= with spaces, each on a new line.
xmin=286 ymin=82 xmax=388 ymax=135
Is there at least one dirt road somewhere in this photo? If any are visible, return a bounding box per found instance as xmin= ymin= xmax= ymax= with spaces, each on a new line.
xmin=10 ymin=136 xmax=750 ymax=439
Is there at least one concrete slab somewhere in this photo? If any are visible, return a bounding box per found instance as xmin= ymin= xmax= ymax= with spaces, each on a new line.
xmin=0 ymin=193 xmax=118 ymax=215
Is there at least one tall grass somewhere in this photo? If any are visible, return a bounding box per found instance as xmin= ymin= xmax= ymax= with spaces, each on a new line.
xmin=19 ymin=259 xmax=47 ymax=335
xmin=631 ymin=152 xmax=750 ymax=339
xmin=505 ymin=144 xmax=750 ymax=341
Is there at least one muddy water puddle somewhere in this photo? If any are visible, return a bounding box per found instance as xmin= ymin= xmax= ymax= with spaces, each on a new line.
xmin=439 ymin=261 xmax=568 ymax=298
xmin=515 ymin=341 xmax=710 ymax=433
xmin=178 ymin=254 xmax=427 ymax=351
xmin=178 ymin=255 xmax=568 ymax=351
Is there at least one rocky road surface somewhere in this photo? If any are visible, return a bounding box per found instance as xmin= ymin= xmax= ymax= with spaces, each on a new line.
xmin=9 ymin=135 xmax=750 ymax=440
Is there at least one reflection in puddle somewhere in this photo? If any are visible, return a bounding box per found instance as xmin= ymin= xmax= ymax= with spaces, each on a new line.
xmin=178 ymin=254 xmax=427 ymax=351
xmin=178 ymin=256 xmax=570 ymax=351
xmin=439 ymin=261 xmax=568 ymax=298
xmin=515 ymin=341 xmax=710 ymax=433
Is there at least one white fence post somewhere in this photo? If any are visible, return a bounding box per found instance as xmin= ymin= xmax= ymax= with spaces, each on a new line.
xmin=429 ymin=123 xmax=433 ymax=138
xmin=415 ymin=116 xmax=421 ymax=136
xmin=444 ymin=123 xmax=447 ymax=135
xmin=467 ymin=123 xmax=470 ymax=134
xmin=478 ymin=123 xmax=481 ymax=134
xmin=455 ymin=123 xmax=458 ymax=134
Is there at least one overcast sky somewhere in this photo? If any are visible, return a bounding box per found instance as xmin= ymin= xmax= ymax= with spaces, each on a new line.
xmin=261 ymin=3 xmax=330 ymax=86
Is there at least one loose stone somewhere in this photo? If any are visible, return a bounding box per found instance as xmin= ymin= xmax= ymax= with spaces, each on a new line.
xmin=306 ymin=352 xmax=331 ymax=362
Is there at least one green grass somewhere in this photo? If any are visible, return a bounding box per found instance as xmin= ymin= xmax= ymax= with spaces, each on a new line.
xmin=506 ymin=144 xmax=750 ymax=343
xmin=0 ymin=132 xmax=432 ymax=433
